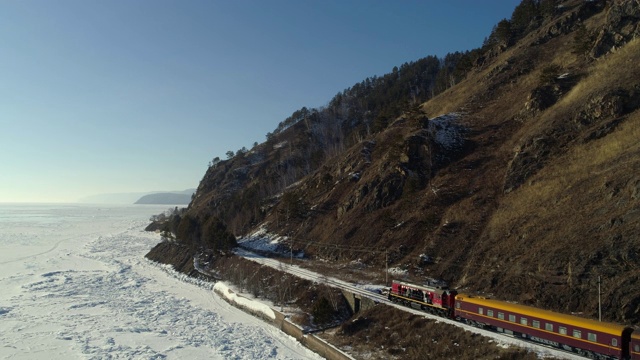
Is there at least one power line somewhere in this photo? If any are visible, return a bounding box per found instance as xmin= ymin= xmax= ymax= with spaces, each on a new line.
xmin=280 ymin=236 xmax=640 ymax=281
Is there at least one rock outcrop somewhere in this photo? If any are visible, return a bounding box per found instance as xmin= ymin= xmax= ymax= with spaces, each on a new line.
xmin=591 ymin=0 xmax=640 ymax=57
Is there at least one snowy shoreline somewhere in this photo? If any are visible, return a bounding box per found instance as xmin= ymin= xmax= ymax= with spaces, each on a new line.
xmin=149 ymin=253 xmax=355 ymax=360
xmin=0 ymin=204 xmax=322 ymax=360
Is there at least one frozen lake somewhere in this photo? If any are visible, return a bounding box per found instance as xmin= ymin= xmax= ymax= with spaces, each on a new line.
xmin=0 ymin=203 xmax=322 ymax=360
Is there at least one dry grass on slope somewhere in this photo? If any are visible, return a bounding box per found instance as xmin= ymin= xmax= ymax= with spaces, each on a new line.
xmin=490 ymin=38 xmax=640 ymax=231
xmin=558 ymin=38 xmax=640 ymax=116
xmin=487 ymin=107 xmax=640 ymax=247
xmin=476 ymin=39 xmax=640 ymax=321
xmin=479 ymin=110 xmax=640 ymax=321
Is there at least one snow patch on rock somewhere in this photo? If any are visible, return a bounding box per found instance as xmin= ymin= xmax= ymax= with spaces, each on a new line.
xmin=429 ymin=113 xmax=466 ymax=151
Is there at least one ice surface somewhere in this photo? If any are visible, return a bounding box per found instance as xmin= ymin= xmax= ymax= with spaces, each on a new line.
xmin=0 ymin=204 xmax=321 ymax=360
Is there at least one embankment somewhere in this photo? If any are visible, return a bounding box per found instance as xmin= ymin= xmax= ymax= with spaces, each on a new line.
xmin=213 ymin=282 xmax=354 ymax=360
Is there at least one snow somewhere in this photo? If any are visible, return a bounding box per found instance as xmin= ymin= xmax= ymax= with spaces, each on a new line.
xmin=274 ymin=141 xmax=288 ymax=149
xmin=238 ymin=225 xmax=304 ymax=258
xmin=357 ymin=284 xmax=387 ymax=295
xmin=348 ymin=172 xmax=360 ymax=181
xmin=0 ymin=204 xmax=322 ymax=360
xmin=239 ymin=225 xmax=285 ymax=253
xmin=387 ymin=267 xmax=408 ymax=276
xmin=428 ymin=113 xmax=466 ymax=151
xmin=214 ymin=282 xmax=276 ymax=321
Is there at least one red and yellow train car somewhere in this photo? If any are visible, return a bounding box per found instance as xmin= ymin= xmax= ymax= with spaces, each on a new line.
xmin=455 ymin=294 xmax=633 ymax=359
xmin=630 ymin=331 xmax=640 ymax=360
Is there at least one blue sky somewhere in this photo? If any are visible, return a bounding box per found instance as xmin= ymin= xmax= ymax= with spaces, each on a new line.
xmin=0 ymin=1 xmax=520 ymax=203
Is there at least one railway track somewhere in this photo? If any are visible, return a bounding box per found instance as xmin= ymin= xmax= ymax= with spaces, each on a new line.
xmin=234 ymin=248 xmax=584 ymax=359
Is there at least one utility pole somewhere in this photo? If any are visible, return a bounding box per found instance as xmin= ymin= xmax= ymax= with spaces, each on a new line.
xmin=598 ymin=276 xmax=602 ymax=322
xmin=286 ymin=205 xmax=292 ymax=266
xmin=385 ymin=249 xmax=388 ymax=286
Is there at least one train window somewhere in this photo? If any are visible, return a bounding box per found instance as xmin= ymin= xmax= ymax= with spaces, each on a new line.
xmin=545 ymin=323 xmax=553 ymax=332
xmin=487 ymin=310 xmax=494 ymax=317
xmin=509 ymin=314 xmax=516 ymax=322
xmin=573 ymin=330 xmax=582 ymax=339
xmin=456 ymin=302 xmax=460 ymax=309
xmin=559 ymin=326 xmax=567 ymax=335
xmin=634 ymin=344 xmax=639 ymax=352
xmin=612 ymin=338 xmax=618 ymax=347
xmin=478 ymin=307 xmax=483 ymax=315
xmin=498 ymin=312 xmax=505 ymax=320
xmin=520 ymin=318 xmax=527 ymax=326
xmin=588 ymin=333 xmax=597 ymax=342
xmin=532 ymin=320 xmax=540 ymax=329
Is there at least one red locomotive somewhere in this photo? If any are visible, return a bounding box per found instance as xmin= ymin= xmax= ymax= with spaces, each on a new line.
xmin=389 ymin=279 xmax=638 ymax=360
xmin=388 ymin=279 xmax=457 ymax=318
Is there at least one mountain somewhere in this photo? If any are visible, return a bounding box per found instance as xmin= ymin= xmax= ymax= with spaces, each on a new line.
xmin=80 ymin=189 xmax=195 ymax=205
xmin=134 ymin=190 xmax=195 ymax=205
xmin=79 ymin=192 xmax=152 ymax=204
xmin=150 ymin=0 xmax=640 ymax=324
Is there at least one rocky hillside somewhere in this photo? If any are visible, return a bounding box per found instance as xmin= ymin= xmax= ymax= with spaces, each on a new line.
xmin=154 ymin=0 xmax=640 ymax=325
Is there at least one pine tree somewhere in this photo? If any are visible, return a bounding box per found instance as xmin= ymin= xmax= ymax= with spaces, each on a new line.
xmin=311 ymin=297 xmax=333 ymax=326
xmin=573 ymin=23 xmax=593 ymax=57
xmin=539 ymin=0 xmax=559 ymax=18
xmin=495 ymin=19 xmax=513 ymax=45
xmin=484 ymin=19 xmax=512 ymax=48
xmin=511 ymin=0 xmax=539 ymax=39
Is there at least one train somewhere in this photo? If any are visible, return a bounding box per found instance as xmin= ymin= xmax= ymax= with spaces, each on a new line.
xmin=388 ymin=279 xmax=639 ymax=360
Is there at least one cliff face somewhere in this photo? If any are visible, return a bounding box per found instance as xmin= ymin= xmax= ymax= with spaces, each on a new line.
xmin=145 ymin=241 xmax=195 ymax=274
xmin=167 ymin=0 xmax=640 ymax=324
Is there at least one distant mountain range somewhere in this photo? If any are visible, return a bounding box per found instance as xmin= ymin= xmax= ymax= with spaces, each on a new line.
xmin=134 ymin=190 xmax=195 ymax=205
xmin=79 ymin=189 xmax=195 ymax=205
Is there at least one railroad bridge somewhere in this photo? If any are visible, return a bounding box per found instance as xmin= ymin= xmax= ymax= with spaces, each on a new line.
xmin=341 ymin=289 xmax=377 ymax=314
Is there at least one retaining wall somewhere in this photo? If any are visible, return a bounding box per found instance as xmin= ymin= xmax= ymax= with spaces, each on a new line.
xmin=215 ymin=287 xmax=354 ymax=360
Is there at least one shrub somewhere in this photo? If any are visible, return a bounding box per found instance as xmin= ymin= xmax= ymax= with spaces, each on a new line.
xmin=539 ymin=64 xmax=563 ymax=84
xmin=311 ymin=296 xmax=334 ymax=326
